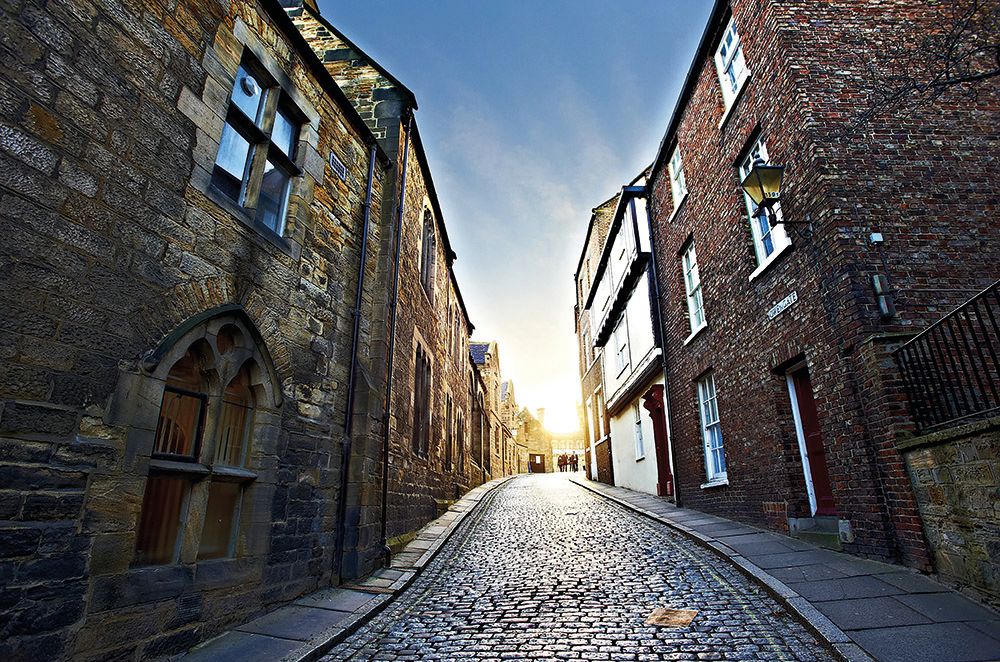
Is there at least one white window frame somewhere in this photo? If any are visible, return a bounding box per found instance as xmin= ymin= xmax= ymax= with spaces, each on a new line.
xmin=739 ymin=138 xmax=790 ymax=269
xmin=668 ymin=146 xmax=688 ymax=210
xmin=633 ymin=402 xmax=645 ymax=460
xmin=682 ymin=242 xmax=706 ymax=336
xmin=698 ymin=373 xmax=727 ymax=484
xmin=613 ymin=318 xmax=629 ymax=375
xmin=714 ymin=15 xmax=749 ymax=108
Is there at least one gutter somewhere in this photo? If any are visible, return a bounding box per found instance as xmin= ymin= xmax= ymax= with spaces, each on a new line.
xmin=379 ymin=112 xmax=413 ymax=566
xmin=334 ymin=142 xmax=379 ymax=578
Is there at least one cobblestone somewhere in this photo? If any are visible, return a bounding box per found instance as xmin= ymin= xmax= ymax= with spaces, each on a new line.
xmin=325 ymin=475 xmax=835 ymax=661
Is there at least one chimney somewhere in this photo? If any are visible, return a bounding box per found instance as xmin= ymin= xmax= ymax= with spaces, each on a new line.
xmin=536 ymin=408 xmax=545 ymax=426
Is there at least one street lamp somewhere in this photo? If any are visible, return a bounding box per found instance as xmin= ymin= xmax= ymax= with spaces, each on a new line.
xmin=740 ymin=157 xmax=785 ymax=226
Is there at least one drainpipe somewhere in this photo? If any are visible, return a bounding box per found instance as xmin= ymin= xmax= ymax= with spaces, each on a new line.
xmin=379 ymin=112 xmax=413 ymax=567
xmin=643 ymin=180 xmax=682 ymax=506
xmin=334 ymin=141 xmax=378 ymax=579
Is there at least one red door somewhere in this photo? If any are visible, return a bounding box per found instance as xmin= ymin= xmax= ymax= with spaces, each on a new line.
xmin=790 ymin=367 xmax=836 ymax=516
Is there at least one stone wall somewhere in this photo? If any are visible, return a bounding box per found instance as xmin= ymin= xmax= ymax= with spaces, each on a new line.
xmin=900 ymin=418 xmax=1000 ymax=610
xmin=0 ymin=0 xmax=386 ymax=658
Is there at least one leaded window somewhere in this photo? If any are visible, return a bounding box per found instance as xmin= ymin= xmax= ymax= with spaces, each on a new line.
xmin=211 ymin=57 xmax=302 ymax=236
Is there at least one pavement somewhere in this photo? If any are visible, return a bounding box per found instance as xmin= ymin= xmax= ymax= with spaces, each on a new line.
xmin=325 ymin=474 xmax=834 ymax=660
xmin=571 ymin=476 xmax=1000 ymax=662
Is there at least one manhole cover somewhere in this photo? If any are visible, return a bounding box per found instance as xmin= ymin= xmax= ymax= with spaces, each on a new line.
xmin=645 ymin=607 xmax=698 ymax=627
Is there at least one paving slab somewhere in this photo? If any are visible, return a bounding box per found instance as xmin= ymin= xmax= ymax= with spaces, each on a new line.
xmin=789 ymin=576 xmax=905 ymax=602
xmin=896 ymin=592 xmax=999 ymax=623
xmin=294 ymin=588 xmax=377 ymax=613
xmin=236 ymin=605 xmax=351 ymax=641
xmin=184 ymin=631 xmax=301 ymax=662
xmin=874 ymin=571 xmax=948 ymax=594
xmin=769 ymin=564 xmax=851 ymax=583
xmin=850 ymin=622 xmax=1000 ymax=662
xmin=813 ymin=596 xmax=931 ymax=630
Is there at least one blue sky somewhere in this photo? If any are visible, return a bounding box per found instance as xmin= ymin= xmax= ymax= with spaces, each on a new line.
xmin=318 ymin=1 xmax=714 ymax=431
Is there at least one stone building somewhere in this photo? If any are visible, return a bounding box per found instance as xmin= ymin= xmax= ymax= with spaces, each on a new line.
xmin=644 ymin=0 xmax=1000 ymax=592
xmin=470 ymin=341 xmax=520 ymax=478
xmin=284 ymin=1 xmax=493 ymax=575
xmin=574 ymin=196 xmax=616 ymax=483
xmin=0 ymin=0 xmax=513 ymax=658
xmin=519 ymin=408 xmax=553 ymax=474
xmin=0 ymin=0 xmax=390 ymax=657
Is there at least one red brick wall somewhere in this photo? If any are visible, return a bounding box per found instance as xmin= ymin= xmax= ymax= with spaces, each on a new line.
xmin=647 ymin=0 xmax=997 ymax=567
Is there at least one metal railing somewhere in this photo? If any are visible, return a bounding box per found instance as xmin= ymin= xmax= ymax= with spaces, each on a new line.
xmin=894 ymin=280 xmax=1000 ymax=432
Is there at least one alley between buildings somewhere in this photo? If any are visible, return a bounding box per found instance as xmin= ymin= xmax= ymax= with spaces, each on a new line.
xmin=324 ymin=474 xmax=833 ymax=661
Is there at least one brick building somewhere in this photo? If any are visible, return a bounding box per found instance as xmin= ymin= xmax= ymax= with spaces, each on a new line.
xmin=644 ymin=0 xmax=999 ymax=577
xmin=0 ymin=0 xmax=513 ymax=658
xmin=574 ymin=196 xmax=616 ymax=484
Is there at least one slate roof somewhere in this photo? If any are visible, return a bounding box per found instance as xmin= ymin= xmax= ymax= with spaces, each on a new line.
xmin=470 ymin=342 xmax=490 ymax=365
xmin=501 ymin=381 xmax=509 ymax=400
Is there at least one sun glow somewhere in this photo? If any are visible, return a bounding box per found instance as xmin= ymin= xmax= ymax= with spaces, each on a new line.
xmin=543 ymin=401 xmax=581 ymax=434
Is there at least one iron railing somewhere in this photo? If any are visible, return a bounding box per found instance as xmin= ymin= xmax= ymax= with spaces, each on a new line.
xmin=894 ymin=280 xmax=1000 ymax=432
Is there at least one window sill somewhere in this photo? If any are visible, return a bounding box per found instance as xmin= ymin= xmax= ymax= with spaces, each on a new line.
xmin=683 ymin=322 xmax=708 ymax=346
xmin=205 ymin=184 xmax=296 ymax=258
xmin=149 ymin=458 xmax=211 ymax=476
xmin=700 ymin=477 xmax=729 ymax=489
xmin=667 ymin=192 xmax=689 ymax=223
xmin=718 ymin=72 xmax=752 ymax=131
xmin=748 ymin=240 xmax=793 ymax=282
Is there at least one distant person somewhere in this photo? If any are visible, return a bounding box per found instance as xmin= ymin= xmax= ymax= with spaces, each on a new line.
xmin=571 ymin=454 xmax=579 ymax=472
xmin=558 ymin=454 xmax=566 ymax=472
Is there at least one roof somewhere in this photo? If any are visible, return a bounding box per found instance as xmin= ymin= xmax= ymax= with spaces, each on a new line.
xmin=263 ymin=0 xmax=389 ymax=164
xmin=574 ymin=167 xmax=651 ymax=279
xmin=501 ymin=381 xmax=509 ymax=400
xmin=470 ymin=342 xmax=490 ymax=365
xmin=292 ymin=1 xmax=417 ymax=109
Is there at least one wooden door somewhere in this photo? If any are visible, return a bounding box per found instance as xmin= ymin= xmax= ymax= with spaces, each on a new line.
xmin=789 ymin=367 xmax=836 ymax=516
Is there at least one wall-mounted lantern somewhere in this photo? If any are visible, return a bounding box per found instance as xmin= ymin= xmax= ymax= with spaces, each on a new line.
xmin=740 ymin=157 xmax=785 ymax=226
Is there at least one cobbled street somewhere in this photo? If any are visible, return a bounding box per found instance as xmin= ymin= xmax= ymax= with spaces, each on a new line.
xmin=325 ymin=475 xmax=835 ymax=661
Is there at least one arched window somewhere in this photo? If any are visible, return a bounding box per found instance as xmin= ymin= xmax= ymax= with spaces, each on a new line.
xmin=133 ymin=313 xmax=278 ymax=567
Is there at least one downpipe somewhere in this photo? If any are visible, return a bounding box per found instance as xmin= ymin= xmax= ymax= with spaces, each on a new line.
xmin=334 ymin=141 xmax=378 ymax=580
xmin=378 ymin=112 xmax=413 ymax=567
xmin=644 ymin=182 xmax=681 ymax=506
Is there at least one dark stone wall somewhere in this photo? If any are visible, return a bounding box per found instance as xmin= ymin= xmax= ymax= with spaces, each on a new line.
xmin=0 ymin=0 xmax=386 ymax=658
xmin=647 ymin=0 xmax=998 ymax=568
xmin=287 ymin=3 xmax=510 ymax=574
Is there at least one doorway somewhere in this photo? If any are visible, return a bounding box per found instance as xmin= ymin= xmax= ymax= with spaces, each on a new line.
xmin=786 ymin=365 xmax=836 ymax=516
xmin=528 ymin=454 xmax=545 ymax=473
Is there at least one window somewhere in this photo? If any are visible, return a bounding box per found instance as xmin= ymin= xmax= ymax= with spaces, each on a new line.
xmin=739 ymin=138 xmax=790 ymax=266
xmin=633 ymin=403 xmax=645 ymax=460
xmin=457 ymin=410 xmax=465 ymax=469
xmin=682 ymin=243 xmax=706 ymax=334
xmin=419 ymin=210 xmax=436 ymax=301
xmin=714 ymin=16 xmax=749 ymax=108
xmin=134 ymin=318 xmax=273 ymax=567
xmin=614 ymin=318 xmax=629 ymax=374
xmin=668 ymin=146 xmax=688 ymax=209
xmin=445 ymin=393 xmax=454 ymax=470
xmin=412 ymin=345 xmax=432 ymax=456
xmin=698 ymin=373 xmax=726 ymax=483
xmin=211 ymin=57 xmax=302 ymax=236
